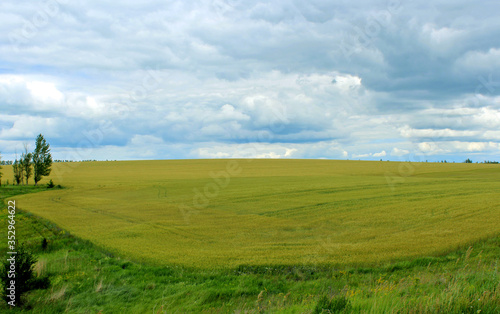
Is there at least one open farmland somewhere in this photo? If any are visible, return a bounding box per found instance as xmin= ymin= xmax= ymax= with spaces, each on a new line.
xmin=12 ymin=159 xmax=500 ymax=268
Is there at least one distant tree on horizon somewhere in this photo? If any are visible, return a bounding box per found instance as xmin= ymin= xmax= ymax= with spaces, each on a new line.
xmin=33 ymin=134 xmax=53 ymax=185
xmin=465 ymin=158 xmax=473 ymax=163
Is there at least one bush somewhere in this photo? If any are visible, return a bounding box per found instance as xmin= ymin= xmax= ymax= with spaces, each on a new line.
xmin=47 ymin=179 xmax=55 ymax=189
xmin=313 ymin=295 xmax=351 ymax=314
xmin=0 ymin=245 xmax=49 ymax=307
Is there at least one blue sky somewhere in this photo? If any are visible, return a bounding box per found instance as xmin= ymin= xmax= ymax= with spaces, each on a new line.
xmin=1 ymin=0 xmax=500 ymax=162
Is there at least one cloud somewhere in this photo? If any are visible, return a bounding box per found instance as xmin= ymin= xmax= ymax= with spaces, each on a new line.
xmin=0 ymin=115 xmax=71 ymax=140
xmin=456 ymin=48 xmax=500 ymax=73
xmin=352 ymin=153 xmax=371 ymax=159
xmin=284 ymin=148 xmax=297 ymax=157
xmin=391 ymin=148 xmax=410 ymax=156
xmin=1 ymin=0 xmax=500 ymax=162
xmin=352 ymin=150 xmax=386 ymax=159
xmin=417 ymin=142 xmax=448 ymax=155
xmin=399 ymin=126 xmax=479 ymax=139
xmin=130 ymin=135 xmax=165 ymax=146
xmin=420 ymin=24 xmax=465 ymax=56
xmin=196 ymin=143 xmax=295 ymax=159
xmin=414 ymin=141 xmax=500 ymax=156
xmin=26 ymin=81 xmax=64 ymax=103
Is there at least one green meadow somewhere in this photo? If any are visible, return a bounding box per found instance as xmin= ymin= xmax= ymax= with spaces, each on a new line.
xmin=0 ymin=159 xmax=499 ymax=312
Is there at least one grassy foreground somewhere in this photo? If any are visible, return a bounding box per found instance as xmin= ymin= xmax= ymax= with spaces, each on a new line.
xmin=0 ymin=185 xmax=499 ymax=312
xmin=6 ymin=159 xmax=500 ymax=267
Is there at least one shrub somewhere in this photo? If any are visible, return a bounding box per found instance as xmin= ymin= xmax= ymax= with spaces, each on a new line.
xmin=0 ymin=245 xmax=49 ymax=307
xmin=47 ymin=179 xmax=55 ymax=189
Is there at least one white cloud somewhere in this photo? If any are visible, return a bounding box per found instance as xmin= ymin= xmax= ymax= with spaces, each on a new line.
xmin=456 ymin=48 xmax=500 ymax=72
xmin=0 ymin=74 xmax=116 ymax=120
xmin=333 ymin=74 xmax=361 ymax=87
xmin=130 ymin=135 xmax=164 ymax=146
xmin=352 ymin=153 xmax=371 ymax=158
xmin=373 ymin=150 xmax=387 ymax=157
xmin=0 ymin=115 xmax=64 ymax=139
xmin=193 ymin=140 xmax=351 ymax=159
xmin=352 ymin=150 xmax=386 ymax=159
xmin=483 ymin=130 xmax=500 ymax=140
xmin=219 ymin=104 xmax=250 ymax=121
xmin=399 ymin=126 xmax=479 ymax=138
xmin=421 ymin=24 xmax=464 ymax=53
xmin=196 ymin=143 xmax=297 ymax=159
xmin=256 ymin=152 xmax=282 ymax=159
xmin=0 ymin=75 xmax=63 ymax=111
xmin=466 ymin=142 xmax=486 ymax=152
xmin=416 ymin=141 xmax=500 ymax=156
xmin=417 ymin=142 xmax=448 ymax=155
xmin=391 ymin=148 xmax=410 ymax=156
xmin=284 ymin=148 xmax=297 ymax=157
xmin=26 ymin=81 xmax=64 ymax=103
xmin=472 ymin=107 xmax=500 ymax=128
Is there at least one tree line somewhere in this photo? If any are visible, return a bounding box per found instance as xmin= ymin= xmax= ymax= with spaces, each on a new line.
xmin=0 ymin=134 xmax=53 ymax=186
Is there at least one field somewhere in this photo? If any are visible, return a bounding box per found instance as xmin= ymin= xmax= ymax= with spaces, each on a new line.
xmin=8 ymin=159 xmax=500 ymax=268
xmin=1 ymin=159 xmax=500 ymax=312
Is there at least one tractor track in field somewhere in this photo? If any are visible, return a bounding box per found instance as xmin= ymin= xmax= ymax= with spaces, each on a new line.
xmin=48 ymin=191 xmax=212 ymax=241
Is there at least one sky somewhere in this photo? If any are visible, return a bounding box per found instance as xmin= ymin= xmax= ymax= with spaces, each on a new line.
xmin=1 ymin=0 xmax=500 ymax=162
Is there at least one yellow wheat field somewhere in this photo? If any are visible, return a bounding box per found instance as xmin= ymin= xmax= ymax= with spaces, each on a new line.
xmin=7 ymin=159 xmax=500 ymax=268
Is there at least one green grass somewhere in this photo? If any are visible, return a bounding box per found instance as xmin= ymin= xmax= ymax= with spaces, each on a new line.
xmin=0 ymin=185 xmax=50 ymax=200
xmin=4 ymin=159 xmax=500 ymax=267
xmin=0 ymin=186 xmax=499 ymax=312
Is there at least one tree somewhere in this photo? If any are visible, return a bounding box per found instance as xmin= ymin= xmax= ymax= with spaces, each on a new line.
xmin=13 ymin=158 xmax=24 ymax=185
xmin=21 ymin=144 xmax=33 ymax=185
xmin=0 ymin=152 xmax=3 ymax=186
xmin=33 ymin=134 xmax=53 ymax=185
xmin=1 ymin=245 xmax=49 ymax=307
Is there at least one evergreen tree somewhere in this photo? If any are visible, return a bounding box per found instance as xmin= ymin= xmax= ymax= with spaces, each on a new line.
xmin=0 ymin=245 xmax=49 ymax=306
